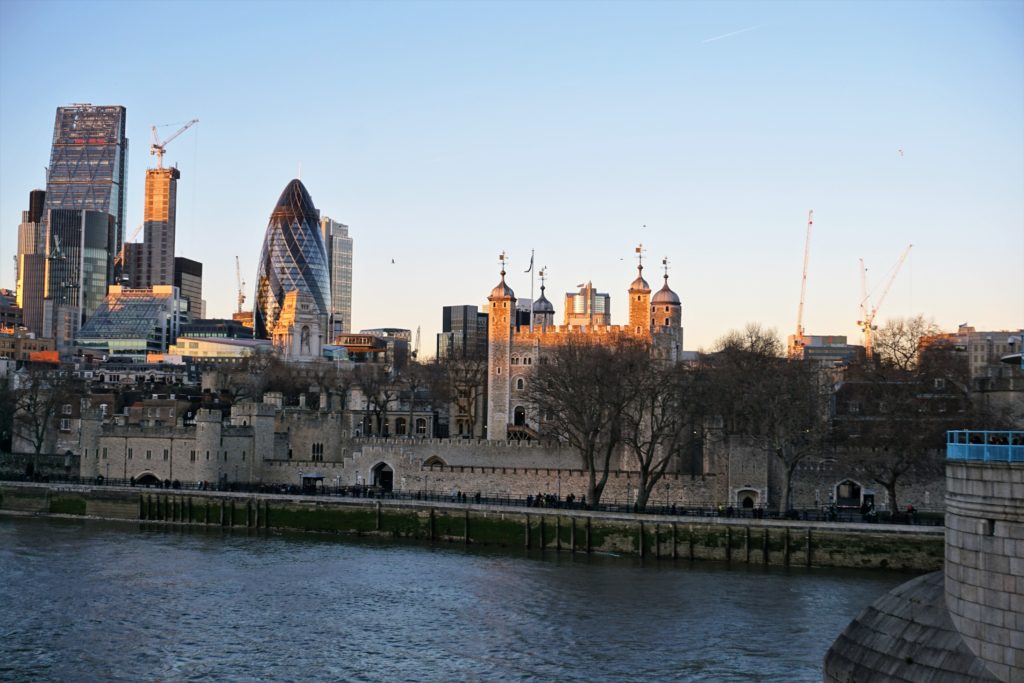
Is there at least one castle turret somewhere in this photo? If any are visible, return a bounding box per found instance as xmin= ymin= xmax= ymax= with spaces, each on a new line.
xmin=532 ymin=268 xmax=555 ymax=331
xmin=627 ymin=245 xmax=651 ymax=338
xmin=651 ymin=258 xmax=683 ymax=358
xmin=487 ymin=255 xmax=516 ymax=440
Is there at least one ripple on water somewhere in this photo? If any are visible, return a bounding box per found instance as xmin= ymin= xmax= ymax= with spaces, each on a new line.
xmin=0 ymin=517 xmax=908 ymax=682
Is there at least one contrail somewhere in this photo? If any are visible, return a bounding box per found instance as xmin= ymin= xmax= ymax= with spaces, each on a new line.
xmin=702 ymin=25 xmax=759 ymax=44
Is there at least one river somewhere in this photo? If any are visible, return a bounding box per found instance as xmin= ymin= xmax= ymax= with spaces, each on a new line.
xmin=0 ymin=516 xmax=907 ymax=682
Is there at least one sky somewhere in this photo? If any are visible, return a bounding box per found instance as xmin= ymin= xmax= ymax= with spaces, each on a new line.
xmin=1 ymin=0 xmax=1022 ymax=355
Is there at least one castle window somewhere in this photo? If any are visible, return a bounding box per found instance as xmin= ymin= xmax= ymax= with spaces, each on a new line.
xmin=224 ymin=452 xmax=228 ymax=461
xmin=60 ymin=418 xmax=70 ymax=431
xmin=396 ymin=418 xmax=407 ymax=436
xmin=516 ymin=378 xmax=525 ymax=391
xmin=242 ymin=451 xmax=246 ymax=461
xmin=146 ymin=450 xmax=152 ymax=460
xmin=206 ymin=451 xmax=210 ymax=460
xmin=416 ymin=418 xmax=427 ymax=435
xmin=664 ymin=318 xmax=670 ymax=326
xmin=102 ymin=448 xmax=107 ymax=459
xmin=497 ymin=368 xmax=501 ymax=375
xmin=190 ymin=451 xmax=196 ymax=462
xmin=163 ymin=449 xmax=169 ymax=461
xmin=665 ymin=306 xmax=669 ymax=312
xmin=128 ymin=448 xmax=133 ymax=460
xmin=62 ymin=404 xmax=72 ymax=415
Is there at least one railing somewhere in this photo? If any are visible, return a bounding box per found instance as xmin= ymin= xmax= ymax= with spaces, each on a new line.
xmin=947 ymin=430 xmax=1024 ymax=462
xmin=0 ymin=472 xmax=943 ymax=526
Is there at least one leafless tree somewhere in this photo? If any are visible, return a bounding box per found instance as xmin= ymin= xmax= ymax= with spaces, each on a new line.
xmin=12 ymin=364 xmax=82 ymax=456
xmin=435 ymin=350 xmax=488 ymax=438
xmin=710 ymin=324 xmax=831 ymax=512
xmin=354 ymin=364 xmax=397 ymax=436
xmin=872 ymin=315 xmax=941 ymax=371
xmin=620 ymin=359 xmax=709 ymax=510
xmin=526 ymin=333 xmax=647 ymax=505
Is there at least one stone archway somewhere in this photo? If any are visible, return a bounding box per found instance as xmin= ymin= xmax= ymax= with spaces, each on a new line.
xmin=736 ymin=488 xmax=759 ymax=509
xmin=835 ymin=479 xmax=863 ymax=508
xmin=513 ymin=406 xmax=526 ymax=426
xmin=372 ymin=462 xmax=394 ymax=492
xmin=136 ymin=472 xmax=160 ymax=487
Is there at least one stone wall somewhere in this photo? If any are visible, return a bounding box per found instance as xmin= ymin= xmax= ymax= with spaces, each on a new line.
xmin=944 ymin=461 xmax=1024 ymax=682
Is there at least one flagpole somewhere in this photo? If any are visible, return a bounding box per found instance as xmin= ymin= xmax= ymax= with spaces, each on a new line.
xmin=529 ymin=249 xmax=535 ymax=332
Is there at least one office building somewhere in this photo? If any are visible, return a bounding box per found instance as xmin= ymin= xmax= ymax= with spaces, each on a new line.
xmin=42 ymin=104 xmax=128 ymax=274
xmin=254 ymin=179 xmax=330 ymax=340
xmin=76 ymin=285 xmax=184 ymax=361
xmin=174 ymin=257 xmax=203 ymax=320
xmin=321 ymin=216 xmax=353 ymax=340
xmin=142 ymin=167 xmax=180 ymax=286
xmin=437 ymin=305 xmax=488 ymax=359
xmin=43 ymin=209 xmax=114 ymax=350
xmin=15 ymin=190 xmax=47 ymax=335
xmin=564 ymin=281 xmax=611 ymax=327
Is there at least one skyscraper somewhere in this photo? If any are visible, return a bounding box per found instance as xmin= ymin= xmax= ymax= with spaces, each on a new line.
xmin=437 ymin=305 xmax=488 ymax=359
xmin=15 ymin=190 xmax=47 ymax=335
xmin=254 ymin=179 xmax=330 ymax=340
xmin=174 ymin=257 xmax=203 ymax=320
xmin=320 ymin=216 xmax=353 ymax=340
xmin=42 ymin=209 xmax=114 ymax=349
xmin=42 ymin=104 xmax=128 ymax=280
xmin=142 ymin=167 xmax=180 ymax=287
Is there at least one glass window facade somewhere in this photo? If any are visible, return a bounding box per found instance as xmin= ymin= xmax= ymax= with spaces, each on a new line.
xmin=43 ymin=105 xmax=128 ymax=267
xmin=254 ymin=180 xmax=330 ymax=339
xmin=321 ymin=217 xmax=353 ymax=338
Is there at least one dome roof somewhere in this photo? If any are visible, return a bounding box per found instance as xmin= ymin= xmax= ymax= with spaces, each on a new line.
xmin=629 ymin=264 xmax=650 ymax=292
xmin=489 ymin=271 xmax=515 ymax=300
xmin=533 ymin=291 xmax=554 ymax=313
xmin=652 ymin=276 xmax=680 ymax=305
xmin=271 ymin=179 xmax=319 ymax=224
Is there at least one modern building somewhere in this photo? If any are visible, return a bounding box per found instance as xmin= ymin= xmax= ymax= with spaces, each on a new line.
xmin=15 ymin=190 xmax=48 ymax=336
xmin=122 ymin=242 xmax=146 ymax=288
xmin=564 ymin=282 xmax=611 ymax=328
xmin=167 ymin=336 xmax=270 ymax=363
xmin=437 ymin=305 xmax=488 ymax=359
xmin=321 ymin=216 xmax=353 ymax=340
xmin=75 ymin=285 xmax=184 ymax=361
xmin=788 ymin=334 xmax=862 ymax=366
xmin=173 ymin=257 xmax=203 ymax=320
xmin=179 ymin=319 xmax=251 ymax=339
xmin=254 ymin=179 xmax=330 ymax=340
xmin=142 ymin=167 xmax=180 ymax=287
xmin=42 ymin=104 xmax=128 ymax=272
xmin=43 ymin=209 xmax=114 ymax=350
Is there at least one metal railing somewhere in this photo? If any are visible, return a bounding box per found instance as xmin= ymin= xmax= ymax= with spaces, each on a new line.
xmin=947 ymin=430 xmax=1024 ymax=462
xmin=0 ymin=472 xmax=942 ymax=526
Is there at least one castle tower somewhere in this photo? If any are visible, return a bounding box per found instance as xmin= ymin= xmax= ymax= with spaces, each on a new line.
xmin=531 ymin=267 xmax=555 ymax=331
xmin=651 ymin=257 xmax=683 ymax=359
xmin=627 ymin=244 xmax=651 ymax=338
xmin=486 ymin=254 xmax=516 ymax=440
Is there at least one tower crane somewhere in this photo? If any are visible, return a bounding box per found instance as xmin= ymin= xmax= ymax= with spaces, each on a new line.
xmin=789 ymin=209 xmax=814 ymax=358
xmin=150 ymin=118 xmax=199 ymax=169
xmin=235 ymin=256 xmax=246 ymax=314
xmin=857 ymin=244 xmax=913 ymax=360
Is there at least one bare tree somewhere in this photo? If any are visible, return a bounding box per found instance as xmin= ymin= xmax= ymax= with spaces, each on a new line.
xmin=620 ymin=359 xmax=708 ymax=510
xmin=354 ymin=364 xmax=397 ymax=436
xmin=711 ymin=324 xmax=831 ymax=512
xmin=527 ymin=333 xmax=647 ymax=505
xmin=398 ymin=360 xmax=434 ymax=436
xmin=12 ymin=364 xmax=81 ymax=456
xmin=436 ymin=350 xmax=488 ymax=438
xmin=872 ymin=315 xmax=941 ymax=371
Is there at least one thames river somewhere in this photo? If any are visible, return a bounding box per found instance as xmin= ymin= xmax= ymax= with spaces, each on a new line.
xmin=0 ymin=516 xmax=906 ymax=682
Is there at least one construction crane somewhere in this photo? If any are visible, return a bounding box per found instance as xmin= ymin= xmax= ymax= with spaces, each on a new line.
xmin=857 ymin=244 xmax=913 ymax=360
xmin=789 ymin=209 xmax=814 ymax=358
xmin=235 ymin=256 xmax=246 ymax=314
xmin=112 ymin=223 xmax=144 ymax=281
xmin=150 ymin=118 xmax=199 ymax=169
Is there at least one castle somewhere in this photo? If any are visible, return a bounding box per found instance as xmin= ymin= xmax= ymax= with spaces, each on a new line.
xmin=486 ymin=249 xmax=683 ymax=440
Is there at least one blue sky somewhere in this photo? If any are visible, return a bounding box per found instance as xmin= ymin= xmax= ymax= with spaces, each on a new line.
xmin=2 ymin=0 xmax=1021 ymax=353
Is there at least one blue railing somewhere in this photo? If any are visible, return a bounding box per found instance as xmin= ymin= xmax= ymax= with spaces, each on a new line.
xmin=947 ymin=430 xmax=1024 ymax=462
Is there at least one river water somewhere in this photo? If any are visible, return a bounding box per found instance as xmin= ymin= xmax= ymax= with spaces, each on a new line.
xmin=0 ymin=516 xmax=906 ymax=682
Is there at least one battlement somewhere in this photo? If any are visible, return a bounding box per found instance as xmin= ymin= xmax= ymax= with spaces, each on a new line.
xmin=353 ymin=436 xmax=561 ymax=450
xmin=512 ymin=324 xmax=644 ymax=345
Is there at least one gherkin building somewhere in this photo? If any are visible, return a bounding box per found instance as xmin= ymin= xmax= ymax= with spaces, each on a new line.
xmin=254 ymin=179 xmax=331 ymax=339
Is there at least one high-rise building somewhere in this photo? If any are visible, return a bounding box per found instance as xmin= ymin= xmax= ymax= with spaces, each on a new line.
xmin=254 ymin=179 xmax=330 ymax=340
xmin=320 ymin=216 xmax=353 ymax=340
xmin=174 ymin=257 xmax=203 ymax=320
xmin=437 ymin=305 xmax=488 ymax=359
xmin=42 ymin=104 xmax=128 ymax=279
xmin=15 ymin=190 xmax=47 ymax=335
xmin=564 ymin=281 xmax=611 ymax=327
xmin=42 ymin=209 xmax=114 ymax=349
xmin=76 ymin=285 xmax=184 ymax=361
xmin=142 ymin=167 xmax=180 ymax=287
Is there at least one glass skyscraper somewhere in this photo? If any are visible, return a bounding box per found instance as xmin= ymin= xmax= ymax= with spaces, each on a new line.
xmin=320 ymin=216 xmax=353 ymax=340
xmin=43 ymin=104 xmax=128 ymax=279
xmin=254 ymin=179 xmax=330 ymax=339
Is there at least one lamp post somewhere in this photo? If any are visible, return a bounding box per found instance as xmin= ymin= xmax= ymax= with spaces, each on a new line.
xmin=665 ymin=482 xmax=670 ymax=510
